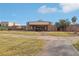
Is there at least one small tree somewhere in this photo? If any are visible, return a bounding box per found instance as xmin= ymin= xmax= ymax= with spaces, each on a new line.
xmin=59 ymin=19 xmax=66 ymax=31
xmin=55 ymin=22 xmax=60 ymax=31
xmin=55 ymin=19 xmax=70 ymax=31
xmin=71 ymin=16 xmax=77 ymax=24
xmin=71 ymin=16 xmax=77 ymax=34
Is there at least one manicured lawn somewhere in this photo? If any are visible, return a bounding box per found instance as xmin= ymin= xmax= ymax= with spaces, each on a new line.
xmin=47 ymin=32 xmax=74 ymax=36
xmin=0 ymin=34 xmax=44 ymax=56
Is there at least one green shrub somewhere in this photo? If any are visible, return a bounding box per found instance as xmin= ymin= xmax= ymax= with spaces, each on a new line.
xmin=0 ymin=26 xmax=8 ymax=30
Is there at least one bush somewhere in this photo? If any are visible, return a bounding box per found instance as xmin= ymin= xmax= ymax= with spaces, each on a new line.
xmin=0 ymin=26 xmax=8 ymax=30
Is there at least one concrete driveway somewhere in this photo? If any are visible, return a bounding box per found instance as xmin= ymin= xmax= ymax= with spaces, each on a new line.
xmin=38 ymin=36 xmax=79 ymax=56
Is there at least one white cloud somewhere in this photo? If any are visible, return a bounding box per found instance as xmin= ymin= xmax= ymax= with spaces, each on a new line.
xmin=59 ymin=3 xmax=79 ymax=13
xmin=38 ymin=4 xmax=79 ymax=14
xmin=38 ymin=5 xmax=57 ymax=14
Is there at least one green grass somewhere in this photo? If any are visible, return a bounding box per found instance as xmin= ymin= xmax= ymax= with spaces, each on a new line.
xmin=0 ymin=35 xmax=44 ymax=56
xmin=0 ymin=31 xmax=38 ymax=36
xmin=47 ymin=32 xmax=74 ymax=36
xmin=0 ymin=31 xmax=75 ymax=36
xmin=73 ymin=40 xmax=79 ymax=51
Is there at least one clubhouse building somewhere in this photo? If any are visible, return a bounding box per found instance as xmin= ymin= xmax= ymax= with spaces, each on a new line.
xmin=26 ymin=21 xmax=56 ymax=31
xmin=0 ymin=20 xmax=79 ymax=32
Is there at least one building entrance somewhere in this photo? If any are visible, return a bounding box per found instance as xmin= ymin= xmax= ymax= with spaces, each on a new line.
xmin=32 ymin=25 xmax=48 ymax=31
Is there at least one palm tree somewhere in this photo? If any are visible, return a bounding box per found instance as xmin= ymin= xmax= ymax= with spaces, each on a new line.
xmin=71 ymin=16 xmax=77 ymax=24
xmin=71 ymin=16 xmax=77 ymax=34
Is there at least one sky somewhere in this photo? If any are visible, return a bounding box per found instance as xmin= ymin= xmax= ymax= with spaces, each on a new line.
xmin=0 ymin=3 xmax=79 ymax=25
